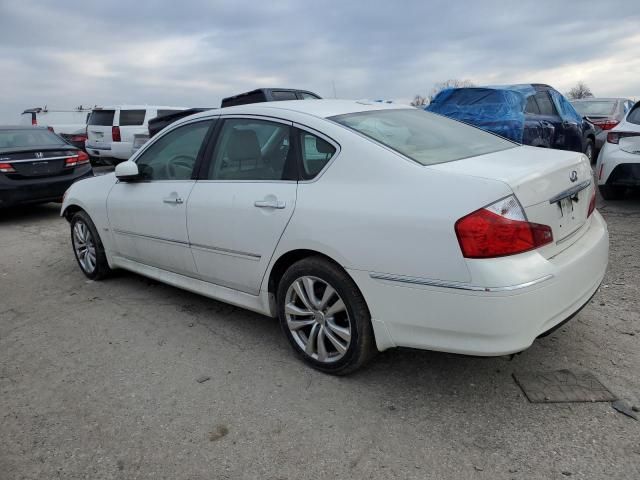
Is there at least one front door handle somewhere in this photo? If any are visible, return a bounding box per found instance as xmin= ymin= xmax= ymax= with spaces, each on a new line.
xmin=163 ymin=197 xmax=184 ymax=204
xmin=254 ymin=200 xmax=285 ymax=209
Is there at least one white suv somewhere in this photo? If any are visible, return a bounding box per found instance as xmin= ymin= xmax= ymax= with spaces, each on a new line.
xmin=86 ymin=105 xmax=185 ymax=162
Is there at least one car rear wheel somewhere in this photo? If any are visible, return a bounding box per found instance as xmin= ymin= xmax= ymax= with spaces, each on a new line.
xmin=70 ymin=211 xmax=111 ymax=280
xmin=584 ymin=139 xmax=595 ymax=163
xmin=277 ymin=257 xmax=376 ymax=375
xmin=599 ymin=184 xmax=625 ymax=201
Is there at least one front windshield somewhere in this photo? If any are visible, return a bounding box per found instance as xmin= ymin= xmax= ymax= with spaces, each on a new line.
xmin=330 ymin=109 xmax=515 ymax=165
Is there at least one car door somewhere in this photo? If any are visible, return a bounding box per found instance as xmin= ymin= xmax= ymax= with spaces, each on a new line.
xmin=547 ymin=90 xmax=583 ymax=152
xmin=107 ymin=119 xmax=215 ymax=275
xmin=523 ymin=94 xmax=553 ymax=147
xmin=186 ymin=116 xmax=300 ymax=295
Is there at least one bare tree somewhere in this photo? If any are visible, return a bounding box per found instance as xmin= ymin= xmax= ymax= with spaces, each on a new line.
xmin=428 ymin=79 xmax=475 ymax=102
xmin=410 ymin=94 xmax=427 ymax=107
xmin=567 ymin=82 xmax=594 ymax=100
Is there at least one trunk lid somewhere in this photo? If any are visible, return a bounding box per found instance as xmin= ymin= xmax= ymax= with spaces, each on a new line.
xmin=431 ymin=145 xmax=594 ymax=258
xmin=1 ymin=148 xmax=76 ymax=178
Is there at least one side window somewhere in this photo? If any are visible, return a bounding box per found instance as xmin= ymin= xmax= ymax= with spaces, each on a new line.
xmin=135 ymin=120 xmax=212 ymax=181
xmin=271 ymin=91 xmax=297 ymax=101
xmin=299 ymin=131 xmax=336 ymax=179
xmin=298 ymin=92 xmax=320 ymax=100
xmin=524 ymin=96 xmax=540 ymax=115
xmin=535 ymin=92 xmax=556 ymax=116
xmin=119 ymin=110 xmax=146 ymax=126
xmin=207 ymin=119 xmax=295 ymax=181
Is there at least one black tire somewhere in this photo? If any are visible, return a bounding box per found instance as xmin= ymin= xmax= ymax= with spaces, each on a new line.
xmin=599 ymin=184 xmax=625 ymax=201
xmin=584 ymin=139 xmax=595 ymax=164
xmin=277 ymin=257 xmax=377 ymax=375
xmin=70 ymin=210 xmax=111 ymax=280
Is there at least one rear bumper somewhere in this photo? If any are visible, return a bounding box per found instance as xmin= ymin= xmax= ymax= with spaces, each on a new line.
xmin=596 ymin=143 xmax=640 ymax=185
xmin=86 ymin=141 xmax=131 ymax=161
xmin=0 ymin=166 xmax=93 ymax=207
xmin=349 ymin=211 xmax=609 ymax=355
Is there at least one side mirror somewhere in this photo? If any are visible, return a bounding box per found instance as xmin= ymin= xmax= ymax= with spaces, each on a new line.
xmin=115 ymin=161 xmax=140 ymax=182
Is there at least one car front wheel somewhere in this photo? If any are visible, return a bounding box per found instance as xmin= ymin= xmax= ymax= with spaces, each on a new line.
xmin=70 ymin=211 xmax=111 ymax=280
xmin=277 ymin=257 xmax=376 ymax=374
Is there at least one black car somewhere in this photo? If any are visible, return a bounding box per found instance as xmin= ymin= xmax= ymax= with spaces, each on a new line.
xmin=220 ymin=88 xmax=321 ymax=108
xmin=0 ymin=126 xmax=93 ymax=208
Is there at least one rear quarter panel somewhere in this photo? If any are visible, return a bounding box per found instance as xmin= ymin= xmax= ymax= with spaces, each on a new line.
xmin=269 ymin=117 xmax=514 ymax=285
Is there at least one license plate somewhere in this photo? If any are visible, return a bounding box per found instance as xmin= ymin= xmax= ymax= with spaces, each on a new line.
xmin=557 ymin=197 xmax=574 ymax=218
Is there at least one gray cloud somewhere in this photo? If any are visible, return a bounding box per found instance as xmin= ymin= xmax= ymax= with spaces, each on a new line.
xmin=0 ymin=0 xmax=638 ymax=122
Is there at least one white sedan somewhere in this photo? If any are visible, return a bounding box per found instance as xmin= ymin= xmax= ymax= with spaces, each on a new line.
xmin=61 ymin=100 xmax=609 ymax=374
xmin=595 ymin=101 xmax=640 ymax=200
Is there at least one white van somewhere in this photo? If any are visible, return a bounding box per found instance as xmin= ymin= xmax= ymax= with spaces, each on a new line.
xmin=86 ymin=105 xmax=186 ymax=162
xmin=20 ymin=107 xmax=92 ymax=149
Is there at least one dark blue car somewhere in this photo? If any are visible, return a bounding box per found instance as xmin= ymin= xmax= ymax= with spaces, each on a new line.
xmin=426 ymin=84 xmax=597 ymax=162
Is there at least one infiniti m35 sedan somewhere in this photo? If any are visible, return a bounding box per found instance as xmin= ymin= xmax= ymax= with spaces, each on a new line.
xmin=61 ymin=100 xmax=608 ymax=374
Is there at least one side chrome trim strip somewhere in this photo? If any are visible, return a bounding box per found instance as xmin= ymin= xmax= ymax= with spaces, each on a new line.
xmin=548 ymin=180 xmax=591 ymax=204
xmin=369 ymin=272 xmax=554 ymax=292
xmin=113 ymin=229 xmax=261 ymax=260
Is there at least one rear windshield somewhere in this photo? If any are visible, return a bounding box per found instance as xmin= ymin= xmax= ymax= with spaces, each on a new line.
xmin=119 ymin=110 xmax=146 ymax=126
xmin=88 ymin=110 xmax=115 ymax=126
xmin=627 ymin=103 xmax=640 ymax=125
xmin=330 ymin=109 xmax=515 ymax=165
xmin=572 ymin=100 xmax=617 ymax=117
xmin=0 ymin=129 xmax=67 ymax=149
xmin=271 ymin=91 xmax=298 ymax=101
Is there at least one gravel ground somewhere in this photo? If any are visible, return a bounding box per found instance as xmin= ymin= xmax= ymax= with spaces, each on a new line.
xmin=1 ymin=192 xmax=639 ymax=479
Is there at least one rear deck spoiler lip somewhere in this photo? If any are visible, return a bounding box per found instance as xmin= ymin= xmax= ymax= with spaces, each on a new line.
xmin=548 ymin=179 xmax=591 ymax=204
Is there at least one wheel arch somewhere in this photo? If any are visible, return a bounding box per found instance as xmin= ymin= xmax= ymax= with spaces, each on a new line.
xmin=266 ymin=248 xmax=351 ymax=299
xmin=62 ymin=203 xmax=84 ymax=222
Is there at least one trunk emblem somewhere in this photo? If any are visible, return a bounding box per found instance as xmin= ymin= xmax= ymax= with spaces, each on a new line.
xmin=570 ymin=170 xmax=578 ymax=182
xmin=35 ymin=152 xmax=44 ymax=159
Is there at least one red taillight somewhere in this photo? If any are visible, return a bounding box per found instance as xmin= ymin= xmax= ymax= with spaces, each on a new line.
xmin=47 ymin=126 xmax=54 ymax=133
xmin=112 ymin=126 xmax=121 ymax=142
xmin=64 ymin=151 xmax=90 ymax=167
xmin=455 ymin=196 xmax=553 ymax=259
xmin=70 ymin=134 xmax=87 ymax=142
xmin=592 ymin=119 xmax=619 ymax=131
xmin=598 ymin=163 xmax=604 ymax=181
xmin=0 ymin=162 xmax=16 ymax=173
xmin=588 ymin=187 xmax=596 ymax=217
xmin=31 ymin=115 xmax=37 ymax=126
xmin=607 ymin=131 xmax=640 ymax=144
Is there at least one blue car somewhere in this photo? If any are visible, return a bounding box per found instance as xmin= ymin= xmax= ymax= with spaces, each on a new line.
xmin=426 ymin=84 xmax=597 ymax=162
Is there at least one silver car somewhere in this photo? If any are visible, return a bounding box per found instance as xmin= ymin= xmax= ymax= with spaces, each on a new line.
xmin=572 ymin=98 xmax=635 ymax=150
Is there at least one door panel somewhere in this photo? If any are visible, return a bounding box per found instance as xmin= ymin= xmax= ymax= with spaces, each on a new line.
xmin=107 ymin=181 xmax=197 ymax=274
xmin=187 ymin=182 xmax=297 ymax=294
xmin=186 ymin=117 xmax=299 ymax=295
xmin=106 ymin=119 xmax=214 ymax=275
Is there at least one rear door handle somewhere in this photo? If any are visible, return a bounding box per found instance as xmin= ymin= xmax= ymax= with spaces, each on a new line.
xmin=163 ymin=197 xmax=183 ymax=204
xmin=254 ymin=200 xmax=285 ymax=209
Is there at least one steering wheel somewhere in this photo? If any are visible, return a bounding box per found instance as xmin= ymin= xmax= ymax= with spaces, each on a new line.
xmin=166 ymin=155 xmax=195 ymax=179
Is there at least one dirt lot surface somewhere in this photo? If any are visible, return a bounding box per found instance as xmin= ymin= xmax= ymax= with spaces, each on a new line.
xmin=1 ymin=191 xmax=639 ymax=479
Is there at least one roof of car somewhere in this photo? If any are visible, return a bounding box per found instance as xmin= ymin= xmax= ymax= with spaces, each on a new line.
xmin=0 ymin=125 xmax=49 ymax=131
xmin=188 ymin=99 xmax=412 ymax=122
xmin=571 ymin=97 xmax=629 ymax=102
xmin=92 ymin=105 xmax=187 ymax=110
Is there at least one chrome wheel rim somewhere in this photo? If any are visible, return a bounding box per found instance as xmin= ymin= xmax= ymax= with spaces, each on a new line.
xmin=284 ymin=276 xmax=351 ymax=363
xmin=73 ymin=221 xmax=96 ymax=274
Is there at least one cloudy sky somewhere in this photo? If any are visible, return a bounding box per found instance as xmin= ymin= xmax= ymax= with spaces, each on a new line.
xmin=0 ymin=0 xmax=638 ymax=122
